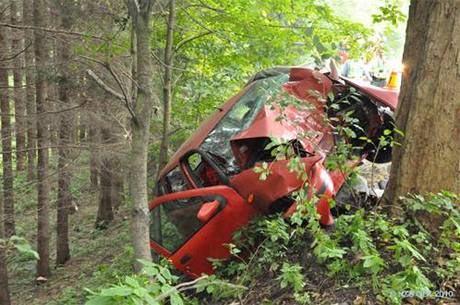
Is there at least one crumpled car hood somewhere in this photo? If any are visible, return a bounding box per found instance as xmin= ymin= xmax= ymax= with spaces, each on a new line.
xmin=230 ymin=67 xmax=335 ymax=156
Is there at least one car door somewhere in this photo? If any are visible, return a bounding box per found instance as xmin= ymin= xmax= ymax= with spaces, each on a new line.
xmin=149 ymin=185 xmax=257 ymax=278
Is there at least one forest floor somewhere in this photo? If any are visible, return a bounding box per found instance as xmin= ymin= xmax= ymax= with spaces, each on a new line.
xmin=8 ymin=186 xmax=135 ymax=305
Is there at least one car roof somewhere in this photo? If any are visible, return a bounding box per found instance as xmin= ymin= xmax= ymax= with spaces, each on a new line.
xmin=341 ymin=77 xmax=399 ymax=110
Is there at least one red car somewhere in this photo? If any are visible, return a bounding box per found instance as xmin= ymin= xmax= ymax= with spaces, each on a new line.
xmin=149 ymin=67 xmax=398 ymax=278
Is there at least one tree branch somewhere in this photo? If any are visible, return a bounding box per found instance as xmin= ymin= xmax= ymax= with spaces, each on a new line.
xmin=174 ymin=30 xmax=214 ymax=52
xmin=86 ymin=69 xmax=125 ymax=101
xmin=0 ymin=22 xmax=108 ymax=41
xmin=82 ymin=54 xmax=138 ymax=122
xmin=0 ymin=41 xmax=31 ymax=62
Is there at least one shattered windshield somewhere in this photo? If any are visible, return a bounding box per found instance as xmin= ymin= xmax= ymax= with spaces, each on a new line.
xmin=199 ymin=74 xmax=289 ymax=175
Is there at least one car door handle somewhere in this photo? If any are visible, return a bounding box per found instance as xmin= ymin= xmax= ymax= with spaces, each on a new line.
xmin=180 ymin=253 xmax=192 ymax=264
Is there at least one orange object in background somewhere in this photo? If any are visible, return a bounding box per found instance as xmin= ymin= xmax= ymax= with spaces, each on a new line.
xmin=385 ymin=69 xmax=401 ymax=90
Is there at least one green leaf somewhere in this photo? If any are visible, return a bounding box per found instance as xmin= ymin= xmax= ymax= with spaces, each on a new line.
xmin=14 ymin=243 xmax=39 ymax=260
xmin=383 ymin=129 xmax=392 ymax=136
xmin=170 ymin=292 xmax=184 ymax=305
xmin=100 ymin=286 xmax=132 ymax=297
xmin=84 ymin=296 xmax=113 ymax=305
xmin=125 ymin=276 xmax=140 ymax=288
xmin=144 ymin=294 xmax=160 ymax=305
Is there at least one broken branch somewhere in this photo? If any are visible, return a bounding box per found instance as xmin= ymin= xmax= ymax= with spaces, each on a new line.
xmin=86 ymin=69 xmax=125 ymax=101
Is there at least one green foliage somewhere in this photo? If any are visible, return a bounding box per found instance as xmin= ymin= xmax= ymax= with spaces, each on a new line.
xmin=158 ymin=0 xmax=374 ymax=154
xmin=10 ymin=236 xmax=39 ymax=260
xmin=253 ymin=162 xmax=271 ymax=181
xmin=85 ymin=260 xmax=185 ymax=305
xmin=1 ymin=236 xmax=39 ymax=262
xmin=85 ymin=260 xmax=244 ymax=305
xmin=216 ymin=188 xmax=460 ymax=305
xmin=278 ymin=262 xmax=305 ymax=292
xmin=372 ymin=1 xmax=407 ymax=26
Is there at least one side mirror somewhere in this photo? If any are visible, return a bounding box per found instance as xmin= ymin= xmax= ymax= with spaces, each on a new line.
xmin=197 ymin=200 xmax=220 ymax=223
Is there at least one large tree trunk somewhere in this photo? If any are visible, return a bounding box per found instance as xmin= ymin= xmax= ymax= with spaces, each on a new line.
xmin=127 ymin=0 xmax=155 ymax=269
xmin=0 ymin=18 xmax=15 ymax=238
xmin=11 ymin=0 xmax=27 ymax=172
xmin=385 ymin=1 xmax=460 ymax=205
xmin=34 ymin=0 xmax=51 ymax=277
xmin=55 ymin=0 xmax=75 ymax=266
xmin=23 ymin=0 xmax=37 ymax=182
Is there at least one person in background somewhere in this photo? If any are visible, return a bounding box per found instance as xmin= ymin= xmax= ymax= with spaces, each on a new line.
xmin=341 ymin=52 xmax=372 ymax=82
xmin=368 ymin=50 xmax=387 ymax=87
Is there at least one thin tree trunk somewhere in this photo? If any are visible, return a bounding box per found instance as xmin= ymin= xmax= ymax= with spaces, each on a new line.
xmin=109 ymin=124 xmax=124 ymax=212
xmin=385 ymin=1 xmax=460 ymax=216
xmin=0 ymin=243 xmax=11 ymax=305
xmin=78 ymin=114 xmax=86 ymax=142
xmin=127 ymin=0 xmax=155 ymax=270
xmin=0 ymin=198 xmax=7 ymax=305
xmin=11 ymin=0 xmax=27 ymax=172
xmin=24 ymin=0 xmax=37 ymax=181
xmin=95 ymin=127 xmax=114 ymax=229
xmin=34 ymin=0 xmax=51 ymax=277
xmin=55 ymin=0 xmax=74 ymax=265
xmin=130 ymin=25 xmax=137 ymax=103
xmin=150 ymin=0 xmax=176 ymax=260
xmin=89 ymin=105 xmax=100 ymax=190
xmin=157 ymin=0 xmax=175 ymax=173
xmin=0 ymin=143 xmax=11 ymax=305
xmin=56 ymin=142 xmax=71 ymax=265
xmin=0 ymin=21 xmax=16 ymax=238
xmin=111 ymin=165 xmax=124 ymax=211
xmin=47 ymin=1 xmax=59 ymax=156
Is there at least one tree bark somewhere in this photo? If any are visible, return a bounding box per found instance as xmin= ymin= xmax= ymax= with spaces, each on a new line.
xmin=385 ymin=1 xmax=460 ymax=205
xmin=157 ymin=0 xmax=176 ymax=173
xmin=95 ymin=127 xmax=115 ymax=229
xmin=33 ymin=0 xmax=51 ymax=277
xmin=111 ymin=154 xmax=124 ymax=211
xmin=0 ymin=242 xmax=11 ymax=305
xmin=11 ymin=0 xmax=27 ymax=172
xmin=24 ymin=0 xmax=37 ymax=181
xmin=88 ymin=95 xmax=100 ymax=190
xmin=0 ymin=18 xmax=11 ymax=292
xmin=0 ymin=143 xmax=11 ymax=305
xmin=0 ymin=18 xmax=15 ymax=238
xmin=55 ymin=0 xmax=75 ymax=266
xmin=127 ymin=0 xmax=156 ymax=270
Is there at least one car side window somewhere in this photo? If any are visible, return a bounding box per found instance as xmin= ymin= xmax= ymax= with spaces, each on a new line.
xmin=159 ymin=167 xmax=188 ymax=194
xmin=185 ymin=152 xmax=224 ymax=188
xmin=150 ymin=196 xmax=218 ymax=253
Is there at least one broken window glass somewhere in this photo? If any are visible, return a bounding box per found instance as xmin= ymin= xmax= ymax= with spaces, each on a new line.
xmin=199 ymin=74 xmax=289 ymax=175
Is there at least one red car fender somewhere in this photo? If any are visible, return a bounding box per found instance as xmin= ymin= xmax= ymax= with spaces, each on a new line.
xmin=283 ymin=162 xmax=335 ymax=226
xmin=311 ymin=162 xmax=335 ymax=225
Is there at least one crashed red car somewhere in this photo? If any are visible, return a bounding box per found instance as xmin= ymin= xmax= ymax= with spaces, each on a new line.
xmin=148 ymin=67 xmax=398 ymax=278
